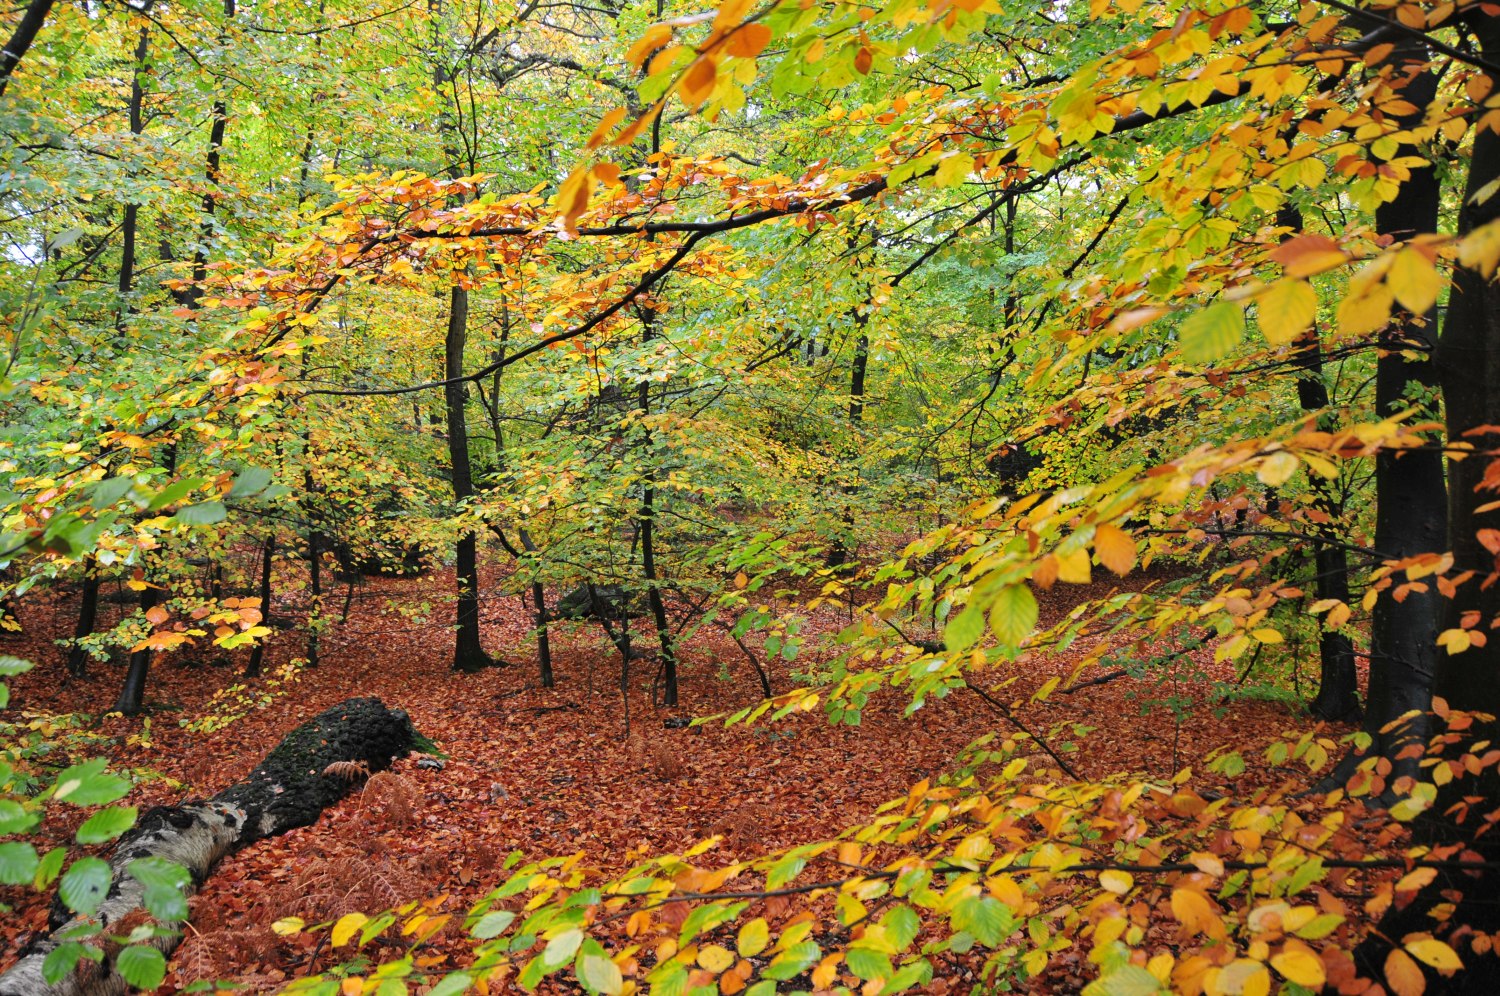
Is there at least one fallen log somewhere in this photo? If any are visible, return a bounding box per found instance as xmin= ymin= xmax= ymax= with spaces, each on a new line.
xmin=0 ymin=697 xmax=418 ymax=996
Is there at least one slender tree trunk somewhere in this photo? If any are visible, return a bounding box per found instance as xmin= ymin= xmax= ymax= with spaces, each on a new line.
xmin=306 ymin=528 xmax=322 ymax=667
xmin=113 ymin=584 xmax=157 ymax=715
xmin=245 ymin=536 xmax=274 ymax=677
xmin=115 ymin=24 xmax=149 ymax=328
xmin=1278 ymin=206 xmax=1360 ymax=721
xmin=446 ymin=286 xmax=492 ymax=672
xmin=66 ymin=559 xmax=100 ymax=679
xmin=186 ymin=0 xmax=236 ymax=301
xmin=0 ymin=0 xmax=55 ymax=99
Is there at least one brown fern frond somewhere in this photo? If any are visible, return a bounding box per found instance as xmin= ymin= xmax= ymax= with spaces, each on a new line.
xmin=322 ymin=759 xmax=371 ymax=782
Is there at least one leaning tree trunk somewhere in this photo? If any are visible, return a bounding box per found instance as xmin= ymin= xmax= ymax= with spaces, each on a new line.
xmin=0 ymin=697 xmax=417 ymax=996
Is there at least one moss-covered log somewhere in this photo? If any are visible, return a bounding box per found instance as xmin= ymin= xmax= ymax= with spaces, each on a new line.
xmin=0 ymin=697 xmax=417 ymax=996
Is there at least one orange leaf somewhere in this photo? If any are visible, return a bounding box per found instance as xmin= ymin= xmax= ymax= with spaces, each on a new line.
xmin=556 ymin=165 xmax=591 ymax=232
xmin=1385 ymin=948 xmax=1426 ymax=996
xmin=680 ymin=57 xmax=719 ymax=107
xmin=726 ymin=23 xmax=771 ymax=58
xmin=626 ymin=24 xmax=672 ymax=69
xmin=587 ymin=107 xmax=627 ymax=150
xmin=1094 ymin=524 xmax=1137 ymax=576
xmin=145 ymin=605 xmax=170 ymax=626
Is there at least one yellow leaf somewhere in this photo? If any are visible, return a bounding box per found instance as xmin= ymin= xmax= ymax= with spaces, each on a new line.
xmin=698 ymin=944 xmax=736 ymax=973
xmin=1404 ymin=936 xmax=1462 ymax=973
xmin=1387 ymin=247 xmax=1443 ymax=314
xmin=1270 ymin=947 xmax=1325 ymax=987
xmin=1094 ymin=524 xmax=1136 ymax=576
xmin=272 ymin=916 xmax=306 ymax=936
xmin=737 ymin=918 xmax=770 ymax=957
xmin=1257 ymin=279 xmax=1318 ymax=345
xmin=1256 ymin=450 xmax=1299 ymax=486
xmin=332 ymin=912 xmax=368 ymax=948
xmin=1057 ymin=546 xmax=1091 ymax=584
xmin=1100 ymin=869 xmax=1134 ymax=894
xmin=1385 ymin=948 xmax=1426 ymax=996
xmin=811 ymin=953 xmax=841 ymax=989
xmin=1251 ymin=628 xmax=1283 ymax=644
xmin=555 ymin=165 xmax=590 ymax=232
xmin=1337 ymin=282 xmax=1394 ymax=336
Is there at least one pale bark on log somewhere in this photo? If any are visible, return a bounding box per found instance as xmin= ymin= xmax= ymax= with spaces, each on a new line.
xmin=0 ymin=697 xmax=416 ymax=996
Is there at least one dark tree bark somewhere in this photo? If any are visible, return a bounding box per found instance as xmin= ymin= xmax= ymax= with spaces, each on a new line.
xmin=245 ymin=536 xmax=275 ymax=677
xmin=0 ymin=698 xmax=417 ymax=996
xmin=186 ymin=0 xmax=236 ymax=302
xmin=66 ymin=560 xmax=100 ymax=679
xmin=445 ymin=286 xmax=493 ymax=673
xmin=112 ymin=584 xmax=158 ymax=716
xmin=306 ymin=528 xmax=322 ymax=667
xmin=115 ymin=24 xmax=149 ymax=328
xmin=0 ymin=0 xmax=54 ymax=99
xmin=1358 ymin=60 xmax=1447 ymax=774
xmin=1355 ymin=14 xmax=1500 ymax=989
xmin=1277 ymin=206 xmax=1361 ymax=721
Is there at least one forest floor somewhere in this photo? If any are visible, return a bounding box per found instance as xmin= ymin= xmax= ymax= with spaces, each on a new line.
xmin=0 ymin=555 xmax=1361 ymax=993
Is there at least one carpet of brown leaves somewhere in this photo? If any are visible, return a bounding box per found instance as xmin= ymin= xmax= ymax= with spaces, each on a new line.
xmin=0 ymin=557 xmax=1358 ymax=993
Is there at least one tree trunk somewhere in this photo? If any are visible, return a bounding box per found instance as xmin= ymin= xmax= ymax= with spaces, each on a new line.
xmin=66 ymin=561 xmax=100 ymax=679
xmin=1278 ymin=206 xmax=1360 ymax=722
xmin=446 ymin=286 xmax=492 ymax=673
xmin=1361 ymin=61 xmax=1447 ymax=773
xmin=0 ymin=698 xmax=417 ymax=996
xmin=245 ymin=536 xmax=274 ymax=677
xmin=1355 ymin=14 xmax=1500 ymax=989
xmin=112 ymin=584 xmax=157 ymax=716
xmin=186 ymin=0 xmax=236 ymax=302
xmin=0 ymin=0 xmax=54 ymax=99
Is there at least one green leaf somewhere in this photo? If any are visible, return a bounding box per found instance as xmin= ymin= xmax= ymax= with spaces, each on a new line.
xmin=130 ymin=856 xmax=191 ymax=922
xmin=0 ymin=655 xmax=34 ymax=676
xmin=52 ymin=758 xmax=130 ymax=806
xmin=540 ymin=929 xmax=583 ymax=972
xmin=577 ymin=951 xmax=624 ymax=994
xmin=59 ymin=857 xmax=111 ymax=916
xmin=115 ymin=944 xmax=167 ymax=990
xmin=943 ymin=604 xmax=985 ymax=653
xmin=42 ymin=942 xmax=94 ymax=984
xmin=76 ymin=806 xmax=138 ymax=844
xmin=951 ymin=895 xmax=1013 ymax=947
xmin=0 ymin=799 xmax=37 ymax=834
xmin=471 ymin=910 xmax=516 ymax=939
xmin=172 ymin=501 xmax=226 ymax=525
xmin=227 ymin=467 xmax=274 ymax=498
xmin=1178 ymin=300 xmax=1245 ymax=364
xmin=0 ymin=841 xmax=40 ymax=885
xmin=988 ymin=583 xmax=1038 ymax=646
xmin=762 ymin=940 xmax=820 ymax=980
xmin=1081 ymin=965 xmax=1167 ymax=995
xmin=846 ymin=947 xmax=894 ymax=981
xmin=882 ymin=904 xmax=920 ymax=951
xmin=425 ymin=972 xmax=474 ymax=996
xmin=89 ymin=476 xmax=136 ymax=509
xmin=145 ymin=478 xmax=204 ymax=511
xmin=34 ymin=846 xmax=67 ymax=889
